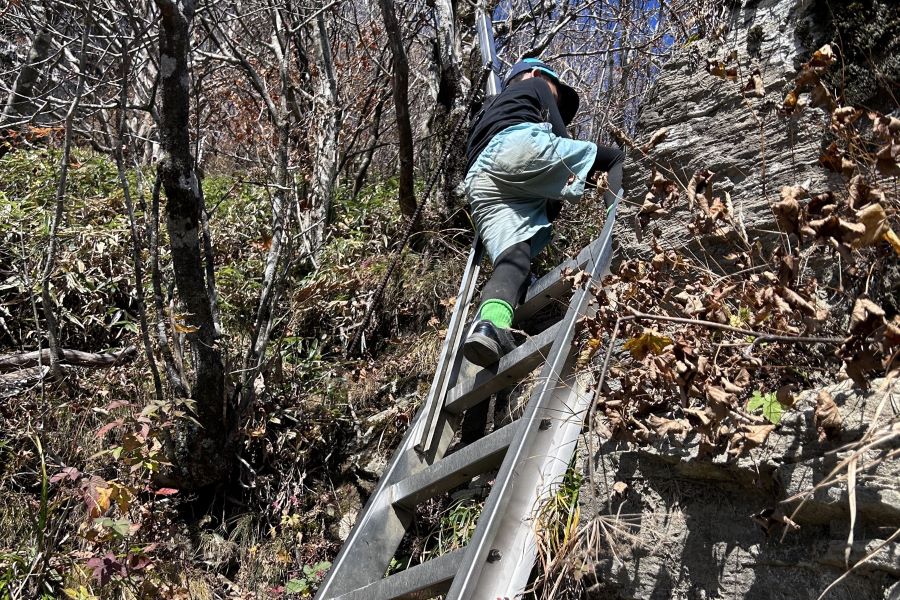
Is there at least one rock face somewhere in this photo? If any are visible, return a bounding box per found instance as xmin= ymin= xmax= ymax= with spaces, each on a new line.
xmin=583 ymin=378 xmax=899 ymax=599
xmin=616 ymin=0 xmax=835 ymax=262
xmin=582 ymin=1 xmax=900 ymax=598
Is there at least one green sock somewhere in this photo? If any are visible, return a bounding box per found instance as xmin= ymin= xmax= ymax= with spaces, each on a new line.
xmin=478 ymin=299 xmax=514 ymax=329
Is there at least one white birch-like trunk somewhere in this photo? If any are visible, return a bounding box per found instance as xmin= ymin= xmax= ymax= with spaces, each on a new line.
xmin=306 ymin=9 xmax=341 ymax=253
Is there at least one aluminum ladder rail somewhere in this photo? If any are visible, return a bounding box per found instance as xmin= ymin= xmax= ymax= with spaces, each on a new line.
xmin=314 ymin=193 xmax=621 ymax=600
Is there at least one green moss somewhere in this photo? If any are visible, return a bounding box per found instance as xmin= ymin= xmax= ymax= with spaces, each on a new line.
xmin=808 ymin=0 xmax=900 ymax=109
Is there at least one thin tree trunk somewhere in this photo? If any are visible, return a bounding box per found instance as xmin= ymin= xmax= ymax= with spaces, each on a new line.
xmin=40 ymin=5 xmax=92 ymax=382
xmin=377 ymin=0 xmax=416 ymax=217
xmin=113 ymin=33 xmax=164 ymax=402
xmin=352 ymin=98 xmax=385 ymax=199
xmin=153 ymin=0 xmax=229 ymax=489
xmin=0 ymin=26 xmax=51 ymax=129
xmin=149 ymin=173 xmax=188 ymax=396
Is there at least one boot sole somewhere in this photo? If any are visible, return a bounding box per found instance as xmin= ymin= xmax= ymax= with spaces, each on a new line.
xmin=463 ymin=333 xmax=502 ymax=367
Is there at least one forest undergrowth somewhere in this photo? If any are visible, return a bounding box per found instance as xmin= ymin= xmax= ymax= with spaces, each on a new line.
xmin=0 ymin=148 xmax=469 ymax=598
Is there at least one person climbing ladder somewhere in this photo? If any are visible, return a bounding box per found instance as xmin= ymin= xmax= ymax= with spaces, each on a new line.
xmin=462 ymin=57 xmax=625 ymax=367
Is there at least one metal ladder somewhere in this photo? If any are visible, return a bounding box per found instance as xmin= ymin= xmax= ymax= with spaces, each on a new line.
xmin=315 ymin=8 xmax=619 ymax=598
xmin=315 ymin=194 xmax=620 ymax=599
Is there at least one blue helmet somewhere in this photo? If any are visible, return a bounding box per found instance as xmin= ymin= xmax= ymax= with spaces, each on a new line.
xmin=505 ymin=58 xmax=580 ymax=125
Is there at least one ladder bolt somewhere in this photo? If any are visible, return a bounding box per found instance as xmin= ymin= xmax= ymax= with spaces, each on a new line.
xmin=488 ymin=549 xmax=502 ymax=562
xmin=539 ymin=418 xmax=552 ymax=430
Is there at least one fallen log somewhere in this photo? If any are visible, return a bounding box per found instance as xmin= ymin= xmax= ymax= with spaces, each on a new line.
xmin=0 ymin=346 xmax=138 ymax=372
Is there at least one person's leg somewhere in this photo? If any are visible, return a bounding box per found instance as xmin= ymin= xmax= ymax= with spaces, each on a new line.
xmin=587 ymin=145 xmax=624 ymax=208
xmin=463 ymin=240 xmax=531 ymax=367
xmin=479 ymin=240 xmax=532 ymax=325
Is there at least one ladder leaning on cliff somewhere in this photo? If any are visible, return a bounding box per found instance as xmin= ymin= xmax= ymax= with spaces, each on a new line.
xmin=315 ymin=9 xmax=623 ymax=599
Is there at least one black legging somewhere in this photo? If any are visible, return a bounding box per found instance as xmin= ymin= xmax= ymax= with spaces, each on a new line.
xmin=481 ymin=240 xmax=532 ymax=309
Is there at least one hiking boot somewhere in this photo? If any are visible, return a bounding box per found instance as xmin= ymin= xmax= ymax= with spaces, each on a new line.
xmin=463 ymin=320 xmax=515 ymax=368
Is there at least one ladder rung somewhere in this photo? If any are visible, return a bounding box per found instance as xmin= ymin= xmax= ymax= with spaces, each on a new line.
xmin=331 ymin=549 xmax=463 ymax=600
xmin=444 ymin=320 xmax=560 ymax=414
xmin=391 ymin=423 xmax=517 ymax=509
xmin=516 ymin=235 xmax=603 ymax=323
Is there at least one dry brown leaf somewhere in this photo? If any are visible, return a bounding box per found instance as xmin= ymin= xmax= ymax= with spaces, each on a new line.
xmin=562 ymin=267 xmax=591 ymax=288
xmin=649 ymin=414 xmax=690 ymax=437
xmin=854 ymin=203 xmax=888 ymax=248
xmin=731 ymin=424 xmax=776 ymax=456
xmin=684 ymin=407 xmax=713 ymax=426
xmin=844 ymin=351 xmax=881 ymax=390
xmin=869 ymin=111 xmax=900 ymax=138
xmin=875 ymin=142 xmax=900 ymax=177
xmin=744 ymin=424 xmax=776 ymax=445
xmin=849 ymin=297 xmax=885 ymax=337
xmin=686 ymin=169 xmax=714 ymax=214
xmin=720 ymin=377 xmax=744 ymax=394
xmin=641 ymin=127 xmax=669 ymax=153
xmin=808 ymin=44 xmax=836 ymax=68
xmin=743 ymin=70 xmax=765 ymax=97
xmin=848 ymin=175 xmax=885 ymax=209
xmin=807 ymin=191 xmax=835 ymax=215
xmin=815 ymin=390 xmax=841 ymax=439
xmin=832 ymin=106 xmax=863 ymax=127
xmin=773 ymin=197 xmax=800 ymax=236
xmin=705 ymin=385 xmax=733 ymax=408
xmin=819 ymin=142 xmax=854 ymax=176
xmin=807 ymin=214 xmax=865 ymax=245
xmin=783 ymin=89 xmax=799 ymax=112
xmin=809 ymin=81 xmax=835 ymax=110
xmin=882 ymin=317 xmax=900 ymax=359
xmin=623 ymin=329 xmax=672 ymax=360
xmin=779 ymin=286 xmax=817 ymax=317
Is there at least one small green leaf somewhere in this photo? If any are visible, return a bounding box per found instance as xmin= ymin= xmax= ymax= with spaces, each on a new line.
xmin=286 ymin=579 xmax=309 ymax=594
xmin=747 ymin=390 xmax=783 ymax=424
xmin=96 ymin=517 xmax=132 ymax=538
